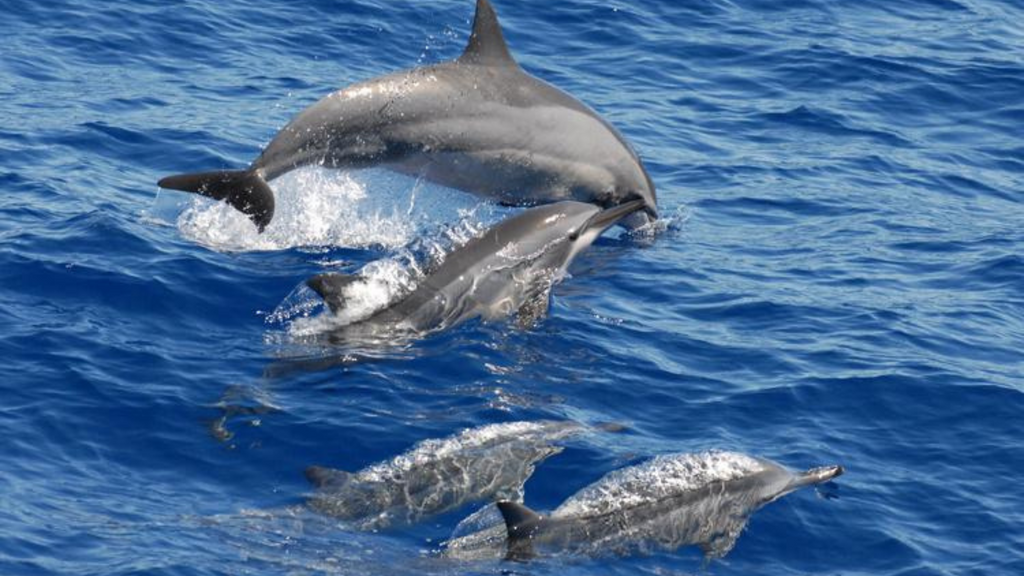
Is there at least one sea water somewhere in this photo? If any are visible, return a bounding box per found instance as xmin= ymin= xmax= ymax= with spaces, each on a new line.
xmin=1 ymin=0 xmax=1022 ymax=574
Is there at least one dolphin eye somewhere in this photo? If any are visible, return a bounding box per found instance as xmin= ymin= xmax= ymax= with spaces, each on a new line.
xmin=568 ymin=229 xmax=580 ymax=241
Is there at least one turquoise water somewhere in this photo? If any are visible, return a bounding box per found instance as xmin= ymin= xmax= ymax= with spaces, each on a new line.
xmin=2 ymin=0 xmax=1023 ymax=574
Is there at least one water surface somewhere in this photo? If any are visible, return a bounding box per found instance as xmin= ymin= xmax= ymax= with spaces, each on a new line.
xmin=2 ymin=0 xmax=1023 ymax=574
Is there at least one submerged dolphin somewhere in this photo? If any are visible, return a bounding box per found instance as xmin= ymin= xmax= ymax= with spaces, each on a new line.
xmin=304 ymin=420 xmax=598 ymax=530
xmin=304 ymin=199 xmax=645 ymax=343
xmin=443 ymin=451 xmax=843 ymax=560
xmin=157 ymin=0 xmax=657 ymax=232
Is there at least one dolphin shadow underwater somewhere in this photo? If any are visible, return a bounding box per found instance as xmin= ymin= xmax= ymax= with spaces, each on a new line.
xmin=158 ymin=0 xmax=657 ymax=233
xmin=443 ymin=451 xmax=844 ymax=561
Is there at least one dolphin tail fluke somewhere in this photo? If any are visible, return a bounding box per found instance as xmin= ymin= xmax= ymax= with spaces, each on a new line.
xmin=158 ymin=169 xmax=275 ymax=233
xmin=790 ymin=464 xmax=844 ymax=490
xmin=497 ymin=501 xmax=544 ymax=560
xmin=307 ymin=273 xmax=362 ymax=314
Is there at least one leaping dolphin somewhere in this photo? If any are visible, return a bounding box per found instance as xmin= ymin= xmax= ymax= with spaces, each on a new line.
xmin=304 ymin=199 xmax=646 ymax=345
xmin=443 ymin=451 xmax=843 ymax=560
xmin=157 ymin=0 xmax=657 ymax=232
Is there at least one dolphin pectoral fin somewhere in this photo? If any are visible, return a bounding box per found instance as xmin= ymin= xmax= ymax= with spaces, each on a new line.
xmin=497 ymin=501 xmax=543 ymax=560
xmin=306 ymin=273 xmax=362 ymax=314
xmin=158 ymin=169 xmax=275 ymax=232
xmin=458 ymin=0 xmax=517 ymax=67
xmin=515 ymin=287 xmax=551 ymax=329
xmin=305 ymin=465 xmax=352 ymax=489
xmin=700 ymin=530 xmax=743 ymax=560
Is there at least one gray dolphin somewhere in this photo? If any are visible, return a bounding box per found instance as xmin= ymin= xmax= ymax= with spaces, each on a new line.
xmin=304 ymin=420 xmax=596 ymax=530
xmin=157 ymin=0 xmax=657 ymax=232
xmin=304 ymin=199 xmax=645 ymax=344
xmin=443 ymin=451 xmax=843 ymax=560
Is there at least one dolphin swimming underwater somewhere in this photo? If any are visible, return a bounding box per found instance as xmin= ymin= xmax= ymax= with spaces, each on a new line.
xmin=304 ymin=420 xmax=600 ymax=530
xmin=157 ymin=0 xmax=657 ymax=232
xmin=303 ymin=199 xmax=645 ymax=344
xmin=443 ymin=451 xmax=843 ymax=560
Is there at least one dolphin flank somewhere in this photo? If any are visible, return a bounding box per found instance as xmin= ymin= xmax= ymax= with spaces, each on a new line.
xmin=443 ymin=451 xmax=843 ymax=560
xmin=158 ymin=0 xmax=657 ymax=232
xmin=305 ymin=420 xmax=598 ymax=530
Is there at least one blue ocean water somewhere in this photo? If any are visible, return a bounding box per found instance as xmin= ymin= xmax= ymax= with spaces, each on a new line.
xmin=2 ymin=0 xmax=1023 ymax=573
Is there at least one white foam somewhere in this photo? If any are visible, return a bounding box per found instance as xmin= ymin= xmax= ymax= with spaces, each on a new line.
xmin=176 ymin=167 xmax=486 ymax=252
xmin=622 ymin=203 xmax=691 ymax=245
xmin=284 ymin=255 xmax=423 ymax=337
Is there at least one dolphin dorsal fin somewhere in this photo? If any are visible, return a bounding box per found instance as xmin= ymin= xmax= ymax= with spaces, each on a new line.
xmin=306 ymin=273 xmax=361 ymax=314
xmin=497 ymin=501 xmax=542 ymax=530
xmin=458 ymin=0 xmax=517 ymax=67
xmin=497 ymin=501 xmax=543 ymax=559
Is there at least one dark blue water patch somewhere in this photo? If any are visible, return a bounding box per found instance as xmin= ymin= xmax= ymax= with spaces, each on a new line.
xmin=855 ymin=0 xmax=973 ymax=18
xmin=1 ymin=52 xmax=68 ymax=84
xmin=85 ymin=96 xmax=169 ymax=114
xmin=698 ymin=194 xmax=870 ymax=219
xmin=757 ymin=105 xmax=914 ymax=147
xmin=953 ymin=254 xmax=1024 ymax=290
xmin=978 ymin=145 xmax=1024 ymax=172
xmin=923 ymin=171 xmax=1015 ymax=201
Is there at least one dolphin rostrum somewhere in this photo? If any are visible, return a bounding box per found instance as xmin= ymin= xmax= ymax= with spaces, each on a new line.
xmin=157 ymin=0 xmax=657 ymax=232
xmin=304 ymin=420 xmax=600 ymax=530
xmin=443 ymin=451 xmax=843 ymax=560
xmin=304 ymin=199 xmax=645 ymax=343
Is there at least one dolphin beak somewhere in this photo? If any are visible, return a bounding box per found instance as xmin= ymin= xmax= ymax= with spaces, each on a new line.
xmin=578 ymin=199 xmax=648 ymax=236
xmin=577 ymin=196 xmax=647 ymax=237
xmin=803 ymin=464 xmax=845 ymax=485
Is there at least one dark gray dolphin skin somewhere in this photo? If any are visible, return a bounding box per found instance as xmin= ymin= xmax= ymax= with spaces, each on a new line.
xmin=306 ymin=199 xmax=645 ymax=342
xmin=157 ymin=0 xmax=657 ymax=232
xmin=443 ymin=451 xmax=843 ymax=560
xmin=304 ymin=420 xmax=594 ymax=531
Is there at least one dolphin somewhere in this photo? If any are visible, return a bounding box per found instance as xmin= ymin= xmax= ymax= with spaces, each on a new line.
xmin=304 ymin=420 xmax=598 ymax=530
xmin=303 ymin=199 xmax=645 ymax=344
xmin=443 ymin=451 xmax=843 ymax=560
xmin=157 ymin=0 xmax=657 ymax=233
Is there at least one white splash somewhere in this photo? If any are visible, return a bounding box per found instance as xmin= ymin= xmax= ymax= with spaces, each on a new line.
xmin=176 ymin=167 xmax=485 ymax=252
xmin=624 ymin=203 xmax=692 ymax=244
xmin=285 ymin=255 xmax=423 ymax=337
